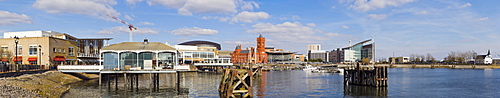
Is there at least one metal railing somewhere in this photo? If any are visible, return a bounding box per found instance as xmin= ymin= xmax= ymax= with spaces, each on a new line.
xmin=0 ymin=64 xmax=51 ymax=72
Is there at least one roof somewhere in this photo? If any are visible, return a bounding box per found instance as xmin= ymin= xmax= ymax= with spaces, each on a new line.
xmin=178 ymin=40 xmax=221 ymax=50
xmin=101 ymin=42 xmax=176 ymax=51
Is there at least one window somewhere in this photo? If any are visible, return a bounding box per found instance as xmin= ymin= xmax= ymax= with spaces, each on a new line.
xmin=53 ymin=48 xmax=56 ymax=53
xmin=29 ymin=45 xmax=38 ymax=56
xmin=58 ymin=49 xmax=61 ymax=53
xmin=68 ymin=47 xmax=74 ymax=56
xmin=1 ymin=46 xmax=7 ymax=52
xmin=62 ymin=49 xmax=65 ymax=53
xmin=16 ymin=45 xmax=22 ymax=56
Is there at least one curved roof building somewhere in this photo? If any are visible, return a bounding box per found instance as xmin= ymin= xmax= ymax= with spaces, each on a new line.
xmin=178 ymin=40 xmax=221 ymax=50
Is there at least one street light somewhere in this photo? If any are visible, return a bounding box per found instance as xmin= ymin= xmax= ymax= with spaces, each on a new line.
xmin=14 ymin=36 xmax=19 ymax=72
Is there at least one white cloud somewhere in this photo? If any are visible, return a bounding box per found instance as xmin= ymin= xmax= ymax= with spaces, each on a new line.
xmin=459 ymin=2 xmax=471 ymax=8
xmin=279 ymin=15 xmax=300 ymax=21
xmin=0 ymin=10 xmax=32 ymax=25
xmin=171 ymin=27 xmax=218 ymax=36
xmin=148 ymin=0 xmax=237 ymax=16
xmin=139 ymin=21 xmax=156 ymax=25
xmin=368 ymin=14 xmax=387 ymax=20
xmin=33 ymin=0 xmax=120 ymax=20
xmin=202 ymin=16 xmax=230 ymax=22
xmin=231 ymin=11 xmax=269 ymax=23
xmin=346 ymin=0 xmax=415 ymax=12
xmin=413 ymin=11 xmax=428 ymax=15
xmin=246 ymin=22 xmax=346 ymax=43
xmin=126 ymin=0 xmax=143 ymax=4
xmin=146 ymin=0 xmax=259 ymax=16
xmin=236 ymin=0 xmax=259 ymax=10
xmin=342 ymin=25 xmax=350 ymax=29
xmin=306 ymin=23 xmax=316 ymax=27
xmin=97 ymin=26 xmax=158 ymax=34
xmin=472 ymin=17 xmax=488 ymax=21
xmin=147 ymin=0 xmax=187 ymax=9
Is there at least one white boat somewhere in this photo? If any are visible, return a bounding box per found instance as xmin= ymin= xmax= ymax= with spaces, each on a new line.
xmin=303 ymin=65 xmax=318 ymax=71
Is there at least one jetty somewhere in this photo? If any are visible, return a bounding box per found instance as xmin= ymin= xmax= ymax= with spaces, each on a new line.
xmin=344 ymin=63 xmax=388 ymax=87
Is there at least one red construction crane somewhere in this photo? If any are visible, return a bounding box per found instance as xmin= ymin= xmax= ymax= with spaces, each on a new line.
xmin=107 ymin=14 xmax=137 ymax=30
xmin=107 ymin=14 xmax=137 ymax=42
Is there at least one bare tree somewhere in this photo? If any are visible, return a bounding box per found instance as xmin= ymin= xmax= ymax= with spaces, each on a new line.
xmin=426 ymin=53 xmax=436 ymax=62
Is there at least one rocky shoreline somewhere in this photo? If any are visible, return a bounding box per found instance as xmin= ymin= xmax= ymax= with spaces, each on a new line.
xmin=0 ymin=71 xmax=98 ymax=98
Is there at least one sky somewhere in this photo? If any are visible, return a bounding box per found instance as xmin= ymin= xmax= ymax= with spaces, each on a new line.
xmin=1 ymin=0 xmax=499 ymax=60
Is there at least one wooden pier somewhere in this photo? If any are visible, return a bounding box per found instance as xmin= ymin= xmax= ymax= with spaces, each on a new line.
xmin=218 ymin=67 xmax=261 ymax=98
xmin=98 ymin=70 xmax=186 ymax=94
xmin=344 ymin=63 xmax=388 ymax=87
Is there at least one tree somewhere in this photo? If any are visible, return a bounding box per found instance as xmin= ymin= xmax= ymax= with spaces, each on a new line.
xmin=362 ymin=58 xmax=371 ymax=64
xmin=0 ymin=50 xmax=12 ymax=64
xmin=426 ymin=53 xmax=436 ymax=62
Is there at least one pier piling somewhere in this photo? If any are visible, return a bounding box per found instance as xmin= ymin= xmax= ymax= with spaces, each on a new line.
xmin=344 ymin=63 xmax=388 ymax=87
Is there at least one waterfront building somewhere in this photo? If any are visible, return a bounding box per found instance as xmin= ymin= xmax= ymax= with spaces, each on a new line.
xmin=175 ymin=41 xmax=231 ymax=67
xmin=294 ymin=54 xmax=307 ymax=62
xmin=475 ymin=50 xmax=492 ymax=65
xmin=100 ymin=39 xmax=178 ymax=70
xmin=0 ymin=30 xmax=110 ymax=66
xmin=307 ymin=44 xmax=321 ymax=51
xmin=389 ymin=56 xmax=410 ymax=64
xmin=328 ymin=39 xmax=373 ymax=64
xmin=231 ymin=34 xmax=268 ymax=64
xmin=308 ymin=50 xmax=329 ymax=62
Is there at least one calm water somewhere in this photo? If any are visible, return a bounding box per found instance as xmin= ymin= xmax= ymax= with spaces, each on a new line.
xmin=63 ymin=68 xmax=500 ymax=97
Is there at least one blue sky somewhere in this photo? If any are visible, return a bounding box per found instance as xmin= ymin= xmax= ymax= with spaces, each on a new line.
xmin=1 ymin=0 xmax=499 ymax=60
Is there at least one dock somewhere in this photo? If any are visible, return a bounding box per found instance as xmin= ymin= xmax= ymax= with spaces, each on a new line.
xmin=344 ymin=63 xmax=388 ymax=87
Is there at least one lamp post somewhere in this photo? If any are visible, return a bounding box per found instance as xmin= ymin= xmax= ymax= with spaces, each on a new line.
xmin=14 ymin=36 xmax=19 ymax=72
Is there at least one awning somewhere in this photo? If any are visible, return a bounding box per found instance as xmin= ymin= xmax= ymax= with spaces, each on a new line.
xmin=12 ymin=57 xmax=22 ymax=61
xmin=1 ymin=58 xmax=7 ymax=62
xmin=28 ymin=57 xmax=38 ymax=61
xmin=54 ymin=56 xmax=66 ymax=61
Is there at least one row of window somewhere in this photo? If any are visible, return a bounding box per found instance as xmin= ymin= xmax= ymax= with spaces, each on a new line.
xmin=53 ymin=47 xmax=74 ymax=56
xmin=0 ymin=45 xmax=74 ymax=56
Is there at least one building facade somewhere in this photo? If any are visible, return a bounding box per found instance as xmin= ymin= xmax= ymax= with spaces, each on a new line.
xmin=101 ymin=39 xmax=178 ymax=70
xmin=1 ymin=31 xmax=82 ymax=66
xmin=389 ymin=56 xmax=410 ymax=64
xmin=475 ymin=50 xmax=493 ymax=65
xmin=231 ymin=34 xmax=268 ymax=64
xmin=307 ymin=44 xmax=321 ymax=51
xmin=308 ymin=50 xmax=329 ymax=62
xmin=328 ymin=39 xmax=374 ymax=64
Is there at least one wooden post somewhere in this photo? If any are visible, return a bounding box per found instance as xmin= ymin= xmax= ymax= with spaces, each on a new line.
xmin=177 ymin=71 xmax=180 ymax=94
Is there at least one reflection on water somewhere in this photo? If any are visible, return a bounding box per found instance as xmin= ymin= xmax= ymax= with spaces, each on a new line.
xmin=344 ymin=85 xmax=387 ymax=96
xmin=63 ymin=69 xmax=500 ymax=97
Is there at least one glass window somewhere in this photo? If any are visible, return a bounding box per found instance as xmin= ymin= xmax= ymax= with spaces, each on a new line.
xmin=29 ymin=45 xmax=37 ymax=56
xmin=53 ymin=48 xmax=56 ymax=53
xmin=120 ymin=52 xmax=137 ymax=68
xmin=1 ymin=46 xmax=7 ymax=52
xmin=68 ymin=47 xmax=74 ymax=56
xmin=103 ymin=52 xmax=118 ymax=70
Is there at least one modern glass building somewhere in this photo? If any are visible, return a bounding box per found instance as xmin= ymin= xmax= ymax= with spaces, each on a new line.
xmin=100 ymin=40 xmax=178 ymax=70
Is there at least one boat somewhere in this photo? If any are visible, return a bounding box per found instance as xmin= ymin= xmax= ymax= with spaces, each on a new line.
xmin=303 ymin=65 xmax=318 ymax=71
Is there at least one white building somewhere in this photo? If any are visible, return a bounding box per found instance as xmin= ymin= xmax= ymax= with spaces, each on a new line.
xmin=307 ymin=44 xmax=321 ymax=51
xmin=475 ymin=50 xmax=492 ymax=65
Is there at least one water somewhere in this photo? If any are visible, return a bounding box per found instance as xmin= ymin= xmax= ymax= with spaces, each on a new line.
xmin=63 ymin=68 xmax=500 ymax=97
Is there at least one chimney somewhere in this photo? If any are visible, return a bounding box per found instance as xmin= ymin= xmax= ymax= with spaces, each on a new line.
xmin=165 ymin=41 xmax=169 ymax=45
xmin=144 ymin=38 xmax=148 ymax=44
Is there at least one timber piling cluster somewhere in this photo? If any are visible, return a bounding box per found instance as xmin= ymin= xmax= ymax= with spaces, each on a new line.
xmin=219 ymin=67 xmax=261 ymax=98
xmin=344 ymin=63 xmax=388 ymax=87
